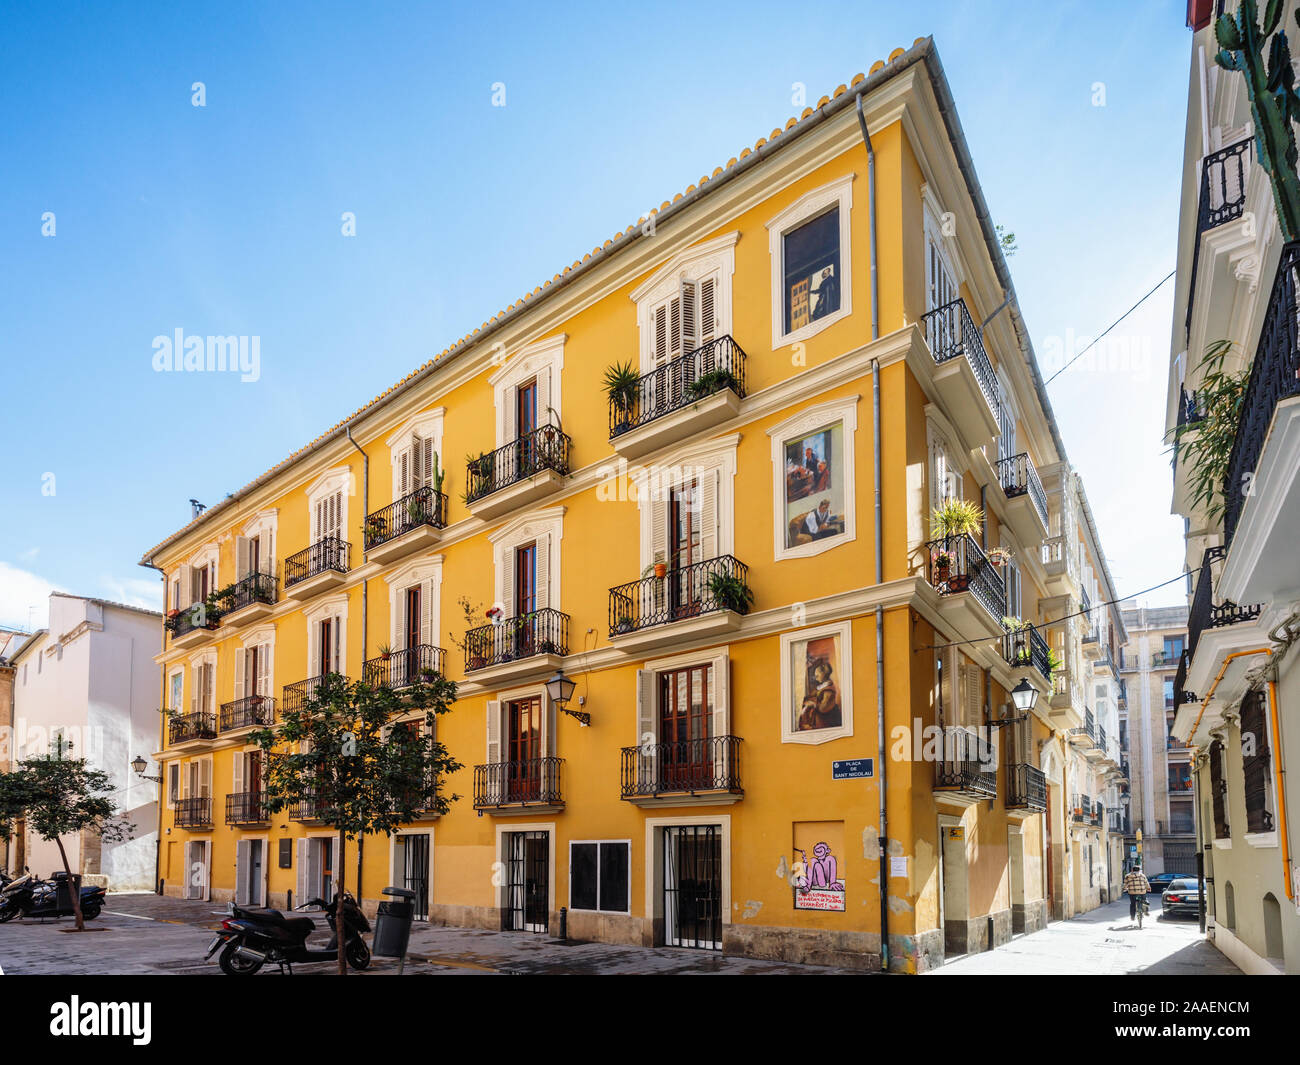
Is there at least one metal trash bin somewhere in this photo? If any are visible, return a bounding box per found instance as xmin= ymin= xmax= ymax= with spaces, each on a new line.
xmin=51 ymin=871 xmax=81 ymax=912
xmin=373 ymin=886 xmax=417 ymax=960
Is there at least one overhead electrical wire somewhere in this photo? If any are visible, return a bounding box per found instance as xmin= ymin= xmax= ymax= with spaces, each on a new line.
xmin=1043 ymin=268 xmax=1176 ymax=385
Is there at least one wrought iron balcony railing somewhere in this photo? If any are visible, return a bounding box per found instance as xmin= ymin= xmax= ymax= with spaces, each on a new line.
xmin=363 ymin=643 xmax=446 ymax=690
xmin=464 ymin=608 xmax=569 ymax=671
xmin=225 ymin=571 xmax=278 ymax=614
xmin=219 ymin=695 xmax=275 ymax=732
xmin=608 ymin=555 xmax=750 ymax=637
xmin=934 ymin=726 xmax=997 ymax=797
xmin=1002 ymin=622 xmax=1052 ymax=681
xmin=291 ymin=792 xmax=326 ymax=822
xmin=167 ymin=605 xmax=220 ymax=638
xmin=920 ymin=297 xmax=1000 ymax=418
xmin=608 ymin=335 xmax=747 ymax=437
xmin=1188 ymin=546 xmax=1262 ymax=661
xmin=283 ymin=536 xmax=350 ymax=587
xmin=620 ymin=736 xmax=743 ymax=799
xmin=282 ymin=674 xmax=348 ymax=715
xmin=1225 ymin=241 xmax=1300 ymax=547
xmin=995 ymin=452 xmax=1048 ymax=532
xmin=363 ymin=486 xmax=448 ymax=550
xmin=174 ymin=796 xmax=213 ymax=829
xmin=225 ymin=791 xmax=269 ymax=825
xmin=169 ymin=711 xmax=217 ymax=745
xmin=466 ymin=424 xmax=571 ymax=503
xmin=1006 ymin=763 xmax=1047 ymax=812
xmin=473 ymin=756 xmax=564 ymax=808
xmin=1186 ymin=139 xmax=1251 ymax=334
xmin=925 ymin=534 xmax=1007 ymax=622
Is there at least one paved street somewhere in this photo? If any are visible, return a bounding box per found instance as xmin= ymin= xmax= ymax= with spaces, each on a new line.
xmin=0 ymin=893 xmax=860 ymax=975
xmin=931 ymin=896 xmax=1242 ymax=976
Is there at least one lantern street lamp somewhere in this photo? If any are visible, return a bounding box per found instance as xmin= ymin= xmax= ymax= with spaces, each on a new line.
xmin=545 ymin=668 xmax=587 ymax=726
xmin=131 ymin=755 xmax=162 ymax=783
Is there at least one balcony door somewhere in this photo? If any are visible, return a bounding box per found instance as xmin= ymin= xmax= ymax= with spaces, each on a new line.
xmin=513 ymin=542 xmax=537 ymax=657
xmin=506 ymin=697 xmax=542 ymax=802
xmin=516 ymin=377 xmax=538 ymax=476
xmin=659 ymin=665 xmax=712 ymax=790
xmin=669 ymin=480 xmax=701 ymax=618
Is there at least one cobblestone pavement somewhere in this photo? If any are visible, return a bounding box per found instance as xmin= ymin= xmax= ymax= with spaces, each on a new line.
xmin=931 ymin=896 xmax=1242 ymax=976
xmin=0 ymin=893 xmax=861 ymax=975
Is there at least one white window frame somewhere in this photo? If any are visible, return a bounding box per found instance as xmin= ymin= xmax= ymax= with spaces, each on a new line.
xmin=176 ymin=544 xmax=220 ymax=610
xmin=189 ymin=650 xmax=218 ymax=717
xmin=631 ymin=232 xmax=739 ymax=373
xmin=767 ymin=399 xmax=858 ymax=562
xmin=488 ymin=506 xmax=564 ymax=617
xmin=237 ymin=509 xmax=279 ymax=581
xmin=922 ymin=183 xmax=962 ymax=313
xmin=489 ymin=334 xmax=565 ymax=449
xmin=386 ymin=555 xmax=443 ymax=653
xmin=304 ymin=593 xmax=349 ymax=678
xmin=568 ymin=839 xmax=632 ymax=915
xmin=306 ymin=466 xmax=352 ymax=546
xmin=766 ymin=176 xmax=853 ymax=348
xmin=638 ymin=646 xmax=732 ymax=747
xmin=635 ymin=435 xmax=738 ymax=571
xmin=235 ymin=624 xmax=276 ymax=701
xmin=779 ymin=620 xmax=854 ymax=745
xmin=926 ymin=412 xmax=962 ymax=515
xmin=167 ymin=668 xmax=184 ymax=715
xmin=387 ymin=407 xmax=446 ymax=502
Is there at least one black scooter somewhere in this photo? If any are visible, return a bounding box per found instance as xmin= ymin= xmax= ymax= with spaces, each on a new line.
xmin=206 ymin=893 xmax=372 ymax=974
xmin=0 ymin=871 xmax=107 ymax=922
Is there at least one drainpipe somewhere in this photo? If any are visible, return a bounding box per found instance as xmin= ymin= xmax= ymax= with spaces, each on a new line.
xmin=345 ymin=428 xmax=369 ymax=906
xmin=856 ymin=89 xmax=888 ymax=972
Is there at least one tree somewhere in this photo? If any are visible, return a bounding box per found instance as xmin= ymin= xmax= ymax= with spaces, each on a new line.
xmin=250 ymin=669 xmax=461 ymax=975
xmin=0 ymin=740 xmax=133 ymax=931
xmin=1171 ymin=339 xmax=1248 ymax=525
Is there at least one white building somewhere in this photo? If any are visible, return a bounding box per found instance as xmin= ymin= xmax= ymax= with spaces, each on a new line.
xmin=10 ymin=593 xmax=162 ymax=890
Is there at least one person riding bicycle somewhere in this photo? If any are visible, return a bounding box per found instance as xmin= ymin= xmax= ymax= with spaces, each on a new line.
xmin=1122 ymin=861 xmax=1151 ymax=923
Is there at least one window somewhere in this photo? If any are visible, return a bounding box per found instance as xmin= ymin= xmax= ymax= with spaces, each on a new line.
xmin=640 ymin=437 xmax=735 ymax=574
xmin=632 ymin=233 xmax=737 ymax=372
xmin=236 ymin=512 xmax=277 ymax=582
xmin=1163 ymin=635 xmax=1185 ymax=660
xmin=387 ymin=409 xmax=446 ymax=503
xmin=305 ymin=595 xmax=347 ymax=679
xmin=168 ymin=670 xmax=183 ymax=713
xmin=489 ymin=335 xmax=564 ymax=449
xmin=1240 ymin=688 xmax=1275 ymax=834
xmin=385 ymin=557 xmax=441 ymax=662
xmin=167 ymin=763 xmax=179 ymax=809
xmin=234 ymin=638 xmax=272 ymax=701
xmin=173 ymin=553 xmax=218 ymax=610
xmin=767 ymin=177 xmax=852 ymax=346
xmin=306 ymin=468 xmax=350 ymax=549
xmin=1163 ymin=677 xmax=1175 ymax=708
xmin=1210 ymin=739 xmax=1229 ymax=838
xmin=569 ymin=841 xmax=630 ymax=913
xmin=635 ymin=651 xmax=732 ymax=787
xmin=769 ymin=401 xmax=857 ymax=562
xmin=191 ymin=658 xmax=215 ymax=716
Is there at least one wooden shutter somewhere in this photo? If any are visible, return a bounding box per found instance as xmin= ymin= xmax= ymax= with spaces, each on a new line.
xmin=178 ymin=564 xmax=193 ymax=606
xmin=260 ymin=529 xmax=274 ymax=574
xmin=653 ymin=304 xmax=669 ymax=365
xmin=235 ymin=537 xmax=250 ymax=580
xmin=500 ymin=551 xmax=515 ymax=620
xmin=419 ymin=579 xmax=433 ymax=647
xmin=699 ymin=466 xmax=720 ymax=562
xmin=167 ymin=764 xmax=178 ymax=809
xmin=700 ymin=276 xmax=716 ymax=345
xmin=235 ymin=840 xmax=249 ymax=905
xmin=485 ymin=700 xmax=502 ymax=763
xmin=680 ymin=281 xmax=697 ymax=355
xmin=535 ymin=535 xmax=551 ymax=611
xmin=1210 ymin=740 xmax=1229 ymax=838
xmin=199 ymin=756 xmax=212 ymax=798
xmin=635 ymin=670 xmax=658 ymax=786
xmin=711 ymin=655 xmax=731 ymax=780
xmin=233 ymin=751 xmax=245 ymax=794
xmin=536 ymin=368 xmax=552 ymax=429
xmin=399 ymin=445 xmax=412 ymax=498
xmin=1240 ymin=690 xmax=1272 ymax=833
xmin=544 ymin=689 xmax=558 ymax=757
xmin=234 ymin=647 xmax=246 ymax=701
xmin=296 ymin=839 xmax=310 ymax=905
xmin=332 ymin=611 xmax=344 ymax=673
xmin=256 ymin=643 xmax=271 ymax=697
xmin=669 ymin=293 xmax=683 ymax=358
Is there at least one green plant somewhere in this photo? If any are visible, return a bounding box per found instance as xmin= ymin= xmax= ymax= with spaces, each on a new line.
xmin=686 ymin=368 xmax=737 ymax=399
xmin=1002 ymin=616 xmax=1027 ymax=632
xmin=1214 ymin=0 xmax=1300 ymax=241
xmin=430 ymin=452 xmax=445 ymax=495
xmin=378 ymin=643 xmax=393 ymax=659
xmin=1046 ymin=648 xmax=1063 ymax=675
xmin=1171 ymin=339 xmax=1248 ymax=524
xmin=986 ymin=546 xmax=1013 ymax=567
xmin=603 ymin=361 xmax=640 ymax=412
xmin=707 ymin=571 xmax=754 ymax=614
xmin=930 ymin=498 xmax=985 ymax=539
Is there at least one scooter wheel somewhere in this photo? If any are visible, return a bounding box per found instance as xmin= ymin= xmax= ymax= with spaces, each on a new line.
xmin=346 ymin=939 xmax=371 ymax=971
xmin=0 ymin=906 xmax=18 ymax=923
xmin=219 ymin=942 xmax=264 ymax=976
xmin=81 ymin=905 xmax=101 ymax=921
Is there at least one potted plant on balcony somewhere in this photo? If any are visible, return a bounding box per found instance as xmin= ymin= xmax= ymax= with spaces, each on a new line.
xmin=1046 ymin=648 xmax=1063 ymax=679
xmin=930 ymin=498 xmax=984 ymax=540
xmin=686 ymin=367 xmax=737 ymax=401
xmin=706 ymin=571 xmax=754 ymax=615
xmin=1170 ymin=339 xmax=1248 ymax=524
xmin=986 ymin=546 xmax=1013 ymax=568
xmin=615 ymin=614 xmax=634 ymax=634
xmin=377 ymin=643 xmax=393 ymax=662
xmin=931 ymin=547 xmax=954 ymax=584
xmin=604 ymin=360 xmax=640 ymax=435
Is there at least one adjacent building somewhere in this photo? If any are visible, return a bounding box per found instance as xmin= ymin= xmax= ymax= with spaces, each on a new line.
xmin=0 ymin=628 xmax=24 ymax=874
xmin=8 ymin=594 xmax=161 ymax=889
xmin=1118 ymin=602 xmax=1193 ymax=877
xmin=1169 ymin=0 xmax=1300 ymax=975
xmin=139 ymin=37 xmax=1125 ymax=971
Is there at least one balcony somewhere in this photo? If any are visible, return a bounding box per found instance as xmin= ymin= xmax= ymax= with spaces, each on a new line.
xmin=166 ymin=605 xmax=220 ymax=650
xmin=1151 ymin=650 xmax=1182 ymax=668
xmin=1221 ymin=241 xmax=1300 ymax=604
xmin=1185 ymin=138 xmax=1251 ymax=335
xmin=619 ymin=736 xmax=743 ymax=808
xmin=225 ymin=791 xmax=269 ymax=826
xmin=934 ymin=726 xmax=997 ymax=808
xmin=465 ymin=425 xmax=571 ymax=522
xmin=282 ymin=537 xmax=350 ymax=600
xmin=363 ymin=643 xmax=447 ymax=690
xmin=995 ymin=453 xmax=1049 ymax=544
xmin=219 ymin=695 xmax=275 ymax=734
xmin=1183 ymin=545 xmax=1263 ymax=723
xmin=1040 ymin=533 xmax=1078 ymax=596
xmin=608 ymin=336 xmax=747 ymax=459
xmin=1070 ymin=708 xmax=1097 ymax=751
xmin=222 ymin=571 xmax=278 ymax=625
xmin=1005 ymin=763 xmax=1047 ymax=816
xmin=168 ymin=711 xmax=217 ymax=748
xmin=1048 ymin=669 xmax=1085 ymax=730
xmin=291 ymin=793 xmax=327 ymax=823
xmin=1002 ymin=622 xmax=1052 ymax=694
xmin=282 ymin=674 xmax=347 ymax=716
xmin=363 ymin=486 xmax=448 ymax=565
xmin=463 ymin=608 xmax=569 ymax=685
xmin=925 ymin=534 xmax=1007 ymax=637
xmin=919 ymin=298 xmax=1001 ymax=450
xmin=174 ymin=796 xmax=213 ymax=830
xmin=608 ymin=555 xmax=750 ymax=653
xmin=473 ymin=756 xmax=564 ymax=815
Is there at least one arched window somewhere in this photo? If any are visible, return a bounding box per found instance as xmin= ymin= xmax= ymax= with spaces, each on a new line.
xmin=1263 ymin=893 xmax=1284 ymax=960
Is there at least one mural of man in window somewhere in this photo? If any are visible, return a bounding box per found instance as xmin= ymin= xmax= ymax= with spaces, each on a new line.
xmin=810 ymin=266 xmax=839 ymax=321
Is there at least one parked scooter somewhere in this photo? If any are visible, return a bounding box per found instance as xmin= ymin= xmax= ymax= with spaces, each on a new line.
xmin=0 ymin=871 xmax=107 ymax=922
xmin=206 ymin=893 xmax=372 ymax=974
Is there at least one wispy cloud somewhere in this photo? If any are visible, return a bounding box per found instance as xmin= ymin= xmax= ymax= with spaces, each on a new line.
xmin=0 ymin=562 xmax=62 ymax=631
xmin=98 ymin=574 xmax=163 ymax=611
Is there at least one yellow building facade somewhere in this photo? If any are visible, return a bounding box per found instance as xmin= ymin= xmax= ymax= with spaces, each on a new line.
xmin=140 ymin=38 xmax=1121 ymax=972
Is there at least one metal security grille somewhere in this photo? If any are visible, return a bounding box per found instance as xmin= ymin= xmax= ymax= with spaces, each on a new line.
xmin=504 ymin=831 xmax=549 ymax=933
xmin=1162 ymin=842 xmax=1197 ymax=870
xmin=403 ymin=834 xmax=430 ymax=921
xmin=664 ymin=825 xmax=722 ymax=949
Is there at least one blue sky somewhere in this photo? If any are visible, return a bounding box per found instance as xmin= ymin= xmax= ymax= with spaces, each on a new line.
xmin=0 ymin=0 xmax=1190 ymax=630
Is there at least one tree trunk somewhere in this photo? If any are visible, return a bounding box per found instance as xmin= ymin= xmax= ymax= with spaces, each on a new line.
xmin=55 ymin=836 xmax=84 ymax=932
xmin=336 ymin=829 xmax=347 ymax=976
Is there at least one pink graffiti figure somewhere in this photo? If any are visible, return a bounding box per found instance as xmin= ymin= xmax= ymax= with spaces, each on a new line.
xmin=808 ymin=841 xmax=844 ymax=892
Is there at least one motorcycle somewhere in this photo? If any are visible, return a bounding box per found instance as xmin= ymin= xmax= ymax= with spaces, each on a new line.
xmin=0 ymin=871 xmax=107 ymax=922
xmin=205 ymin=893 xmax=372 ymax=975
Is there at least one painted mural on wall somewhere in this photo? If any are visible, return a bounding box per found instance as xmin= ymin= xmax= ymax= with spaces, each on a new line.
xmin=782 ymin=421 xmax=846 ymax=551
xmin=790 ymin=630 xmax=844 ymax=734
xmin=792 ymin=837 xmax=846 ymax=912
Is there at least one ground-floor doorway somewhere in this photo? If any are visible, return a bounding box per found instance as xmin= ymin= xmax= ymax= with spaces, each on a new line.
xmin=663 ymin=825 xmax=722 ymax=949
xmin=400 ymin=833 xmax=431 ymax=921
xmin=504 ymin=830 xmax=549 ymax=933
xmin=235 ymin=838 xmax=266 ymax=906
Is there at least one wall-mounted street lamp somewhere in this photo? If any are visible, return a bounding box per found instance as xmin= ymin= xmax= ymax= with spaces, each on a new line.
xmin=545 ymin=668 xmax=588 ymax=727
xmin=990 ymin=678 xmax=1040 ymax=729
xmin=131 ymin=755 xmax=162 ymax=783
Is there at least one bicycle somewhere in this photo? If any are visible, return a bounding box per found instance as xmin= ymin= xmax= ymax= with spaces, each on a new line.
xmin=1136 ymin=893 xmax=1149 ymax=929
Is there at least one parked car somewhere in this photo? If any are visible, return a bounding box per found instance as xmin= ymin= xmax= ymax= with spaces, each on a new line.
xmin=1146 ymin=871 xmax=1194 ymax=894
xmin=1160 ymin=878 xmax=1202 ymax=918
